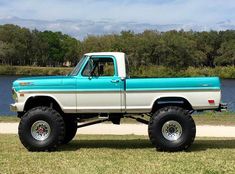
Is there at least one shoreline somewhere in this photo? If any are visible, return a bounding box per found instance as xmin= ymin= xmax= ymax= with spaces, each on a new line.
xmin=0 ymin=65 xmax=72 ymax=76
xmin=1 ymin=65 xmax=235 ymax=78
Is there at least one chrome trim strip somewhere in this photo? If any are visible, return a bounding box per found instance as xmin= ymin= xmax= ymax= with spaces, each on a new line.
xmin=19 ymin=90 xmax=121 ymax=93
xmin=19 ymin=89 xmax=220 ymax=93
xmin=126 ymin=89 xmax=221 ymax=93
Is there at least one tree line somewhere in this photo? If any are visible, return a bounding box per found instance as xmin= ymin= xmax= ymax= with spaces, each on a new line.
xmin=0 ymin=24 xmax=235 ymax=69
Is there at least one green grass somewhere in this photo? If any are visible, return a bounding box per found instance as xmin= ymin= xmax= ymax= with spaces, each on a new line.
xmin=1 ymin=112 xmax=235 ymax=125
xmin=193 ymin=112 xmax=235 ymax=126
xmin=119 ymin=113 xmax=235 ymax=125
xmin=0 ymin=134 xmax=235 ymax=174
xmin=131 ymin=65 xmax=235 ymax=78
xmin=0 ymin=116 xmax=19 ymax=122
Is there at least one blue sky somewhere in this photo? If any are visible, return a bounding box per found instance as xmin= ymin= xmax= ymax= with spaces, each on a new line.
xmin=0 ymin=0 xmax=235 ymax=39
xmin=0 ymin=0 xmax=234 ymax=24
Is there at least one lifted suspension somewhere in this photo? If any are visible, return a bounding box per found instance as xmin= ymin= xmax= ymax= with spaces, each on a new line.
xmin=125 ymin=115 xmax=149 ymax=124
xmin=77 ymin=118 xmax=109 ymax=128
xmin=76 ymin=115 xmax=149 ymax=128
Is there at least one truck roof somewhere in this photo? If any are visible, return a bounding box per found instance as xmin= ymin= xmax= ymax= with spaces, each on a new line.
xmin=84 ymin=52 xmax=126 ymax=78
xmin=85 ymin=52 xmax=125 ymax=57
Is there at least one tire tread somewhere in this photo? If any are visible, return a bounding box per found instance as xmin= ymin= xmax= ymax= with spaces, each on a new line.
xmin=18 ymin=106 xmax=65 ymax=151
xmin=148 ymin=106 xmax=196 ymax=151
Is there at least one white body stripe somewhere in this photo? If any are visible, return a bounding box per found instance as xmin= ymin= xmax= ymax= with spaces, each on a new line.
xmin=16 ymin=93 xmax=77 ymax=113
xmin=14 ymin=89 xmax=221 ymax=113
xmin=76 ymin=92 xmax=123 ymax=112
xmin=126 ymin=90 xmax=220 ymax=113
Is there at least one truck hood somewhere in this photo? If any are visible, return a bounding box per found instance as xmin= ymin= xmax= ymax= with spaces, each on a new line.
xmin=13 ymin=76 xmax=76 ymax=92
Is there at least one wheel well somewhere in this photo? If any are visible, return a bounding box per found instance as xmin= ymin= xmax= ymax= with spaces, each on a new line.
xmin=24 ymin=96 xmax=63 ymax=114
xmin=151 ymin=97 xmax=193 ymax=113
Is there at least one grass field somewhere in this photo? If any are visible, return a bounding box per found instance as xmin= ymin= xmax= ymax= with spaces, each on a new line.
xmin=0 ymin=134 xmax=235 ymax=174
xmin=192 ymin=113 xmax=235 ymax=125
xmin=0 ymin=116 xmax=19 ymax=122
xmin=1 ymin=112 xmax=235 ymax=125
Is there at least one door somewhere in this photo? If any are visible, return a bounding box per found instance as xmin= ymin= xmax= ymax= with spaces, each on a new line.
xmin=76 ymin=56 xmax=124 ymax=113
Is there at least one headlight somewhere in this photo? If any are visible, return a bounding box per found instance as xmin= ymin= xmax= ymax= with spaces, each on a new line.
xmin=12 ymin=88 xmax=18 ymax=102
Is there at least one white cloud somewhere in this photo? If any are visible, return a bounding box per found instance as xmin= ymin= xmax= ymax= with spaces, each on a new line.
xmin=0 ymin=0 xmax=235 ymax=25
xmin=1 ymin=17 xmax=235 ymax=40
xmin=0 ymin=0 xmax=235 ymax=39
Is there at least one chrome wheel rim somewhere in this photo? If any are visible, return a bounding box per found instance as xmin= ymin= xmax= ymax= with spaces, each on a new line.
xmin=162 ymin=120 xmax=182 ymax=141
xmin=31 ymin=120 xmax=51 ymax=141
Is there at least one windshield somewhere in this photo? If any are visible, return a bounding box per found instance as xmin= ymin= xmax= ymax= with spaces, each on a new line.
xmin=69 ymin=56 xmax=87 ymax=76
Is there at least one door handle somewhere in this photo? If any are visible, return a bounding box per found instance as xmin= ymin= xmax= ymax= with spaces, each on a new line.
xmin=111 ymin=79 xmax=119 ymax=83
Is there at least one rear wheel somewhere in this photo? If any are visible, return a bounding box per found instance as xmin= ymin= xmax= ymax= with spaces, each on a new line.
xmin=148 ymin=106 xmax=196 ymax=152
xmin=18 ymin=106 xmax=65 ymax=151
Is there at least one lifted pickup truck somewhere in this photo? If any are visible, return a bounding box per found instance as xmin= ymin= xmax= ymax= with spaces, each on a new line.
xmin=11 ymin=52 xmax=225 ymax=152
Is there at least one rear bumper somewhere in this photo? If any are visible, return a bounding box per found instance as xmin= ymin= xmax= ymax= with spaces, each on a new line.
xmin=216 ymin=103 xmax=228 ymax=112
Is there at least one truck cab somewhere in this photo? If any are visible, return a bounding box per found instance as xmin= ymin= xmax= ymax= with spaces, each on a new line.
xmin=73 ymin=52 xmax=126 ymax=113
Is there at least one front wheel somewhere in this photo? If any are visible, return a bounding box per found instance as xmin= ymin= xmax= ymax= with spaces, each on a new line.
xmin=18 ymin=107 xmax=65 ymax=151
xmin=62 ymin=117 xmax=77 ymax=144
xmin=148 ymin=106 xmax=196 ymax=152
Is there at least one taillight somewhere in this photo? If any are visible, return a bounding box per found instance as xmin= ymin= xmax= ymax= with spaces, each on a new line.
xmin=208 ymin=100 xmax=215 ymax=104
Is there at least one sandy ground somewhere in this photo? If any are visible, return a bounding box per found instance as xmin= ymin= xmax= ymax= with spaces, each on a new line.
xmin=0 ymin=123 xmax=235 ymax=137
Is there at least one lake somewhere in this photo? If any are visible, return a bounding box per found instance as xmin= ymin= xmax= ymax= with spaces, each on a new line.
xmin=1 ymin=76 xmax=235 ymax=115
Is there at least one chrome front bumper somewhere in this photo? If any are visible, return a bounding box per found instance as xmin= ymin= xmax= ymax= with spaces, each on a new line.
xmin=10 ymin=104 xmax=17 ymax=112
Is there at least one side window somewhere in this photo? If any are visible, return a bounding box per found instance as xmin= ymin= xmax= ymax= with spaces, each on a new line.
xmin=82 ymin=59 xmax=93 ymax=76
xmin=82 ymin=57 xmax=115 ymax=76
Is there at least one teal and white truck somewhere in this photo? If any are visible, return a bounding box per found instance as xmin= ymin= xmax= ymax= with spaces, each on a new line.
xmin=11 ymin=52 xmax=226 ymax=152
